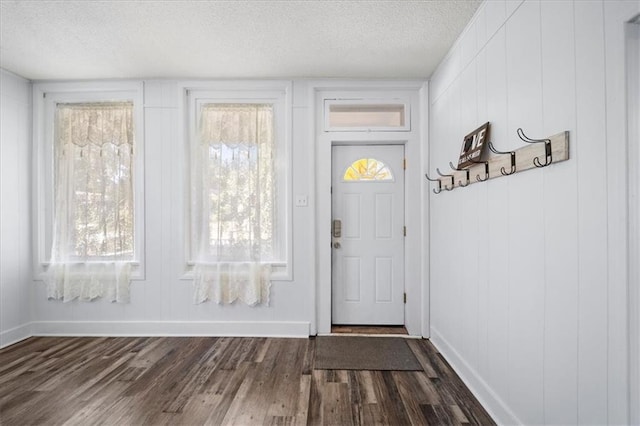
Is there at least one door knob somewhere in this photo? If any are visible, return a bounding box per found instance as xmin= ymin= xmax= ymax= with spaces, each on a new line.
xmin=333 ymin=242 xmax=341 ymax=249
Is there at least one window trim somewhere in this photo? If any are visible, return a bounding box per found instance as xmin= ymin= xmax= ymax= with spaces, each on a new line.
xmin=178 ymin=81 xmax=293 ymax=281
xmin=32 ymin=81 xmax=145 ymax=280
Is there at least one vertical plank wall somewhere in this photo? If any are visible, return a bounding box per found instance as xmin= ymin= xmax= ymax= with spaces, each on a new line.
xmin=427 ymin=1 xmax=639 ymax=425
xmin=0 ymin=70 xmax=32 ymax=346
xmin=29 ymin=81 xmax=316 ymax=337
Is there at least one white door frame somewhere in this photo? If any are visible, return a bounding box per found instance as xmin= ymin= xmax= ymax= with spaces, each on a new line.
xmin=310 ymin=82 xmax=428 ymax=336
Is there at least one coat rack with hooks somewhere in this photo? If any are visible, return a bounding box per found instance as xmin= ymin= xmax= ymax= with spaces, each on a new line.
xmin=425 ymin=128 xmax=569 ymax=192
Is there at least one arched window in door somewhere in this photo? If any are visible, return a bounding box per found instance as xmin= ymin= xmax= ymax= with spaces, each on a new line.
xmin=343 ymin=158 xmax=394 ymax=181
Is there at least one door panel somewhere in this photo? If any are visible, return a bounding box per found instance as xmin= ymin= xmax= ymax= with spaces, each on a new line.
xmin=343 ymin=194 xmax=361 ymax=238
xmin=375 ymin=257 xmax=393 ymax=302
xmin=343 ymin=257 xmax=361 ymax=301
xmin=331 ymin=145 xmax=405 ymax=325
xmin=375 ymin=194 xmax=393 ymax=238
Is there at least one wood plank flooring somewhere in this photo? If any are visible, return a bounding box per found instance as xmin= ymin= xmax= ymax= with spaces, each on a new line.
xmin=0 ymin=336 xmax=494 ymax=425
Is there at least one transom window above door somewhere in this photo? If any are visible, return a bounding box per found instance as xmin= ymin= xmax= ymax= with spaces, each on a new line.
xmin=324 ymin=100 xmax=410 ymax=132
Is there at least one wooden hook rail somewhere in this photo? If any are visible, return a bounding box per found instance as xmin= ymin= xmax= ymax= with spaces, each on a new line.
xmin=425 ymin=129 xmax=569 ymax=192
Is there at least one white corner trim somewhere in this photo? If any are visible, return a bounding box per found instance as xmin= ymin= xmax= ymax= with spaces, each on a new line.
xmin=429 ymin=327 xmax=521 ymax=426
xmin=419 ymin=81 xmax=431 ymax=339
xmin=0 ymin=323 xmax=33 ymax=349
xmin=627 ymin=17 xmax=640 ymax=426
xmin=31 ymin=320 xmax=310 ymax=338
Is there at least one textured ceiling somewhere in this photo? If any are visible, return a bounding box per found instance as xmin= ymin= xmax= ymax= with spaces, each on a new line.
xmin=0 ymin=0 xmax=481 ymax=81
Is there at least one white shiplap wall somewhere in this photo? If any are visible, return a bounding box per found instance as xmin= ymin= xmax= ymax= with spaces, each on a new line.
xmin=29 ymin=81 xmax=315 ymax=337
xmin=428 ymin=0 xmax=640 ymax=424
xmin=0 ymin=70 xmax=32 ymax=347
xmin=0 ymin=77 xmax=426 ymax=345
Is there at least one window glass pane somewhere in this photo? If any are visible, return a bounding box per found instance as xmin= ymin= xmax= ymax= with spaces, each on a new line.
xmin=343 ymin=158 xmax=393 ymax=181
xmin=329 ymin=104 xmax=405 ymax=128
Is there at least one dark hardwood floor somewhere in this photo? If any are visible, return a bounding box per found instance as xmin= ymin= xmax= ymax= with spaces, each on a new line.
xmin=0 ymin=336 xmax=494 ymax=425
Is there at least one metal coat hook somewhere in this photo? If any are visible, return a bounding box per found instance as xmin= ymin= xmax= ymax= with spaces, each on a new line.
xmin=470 ymin=158 xmax=489 ymax=182
xmin=488 ymin=141 xmax=516 ymax=175
xmin=449 ymin=161 xmax=470 ymax=187
xmin=517 ymin=128 xmax=552 ymax=167
xmin=425 ymin=172 xmax=443 ymax=194
xmin=436 ymin=168 xmax=455 ymax=190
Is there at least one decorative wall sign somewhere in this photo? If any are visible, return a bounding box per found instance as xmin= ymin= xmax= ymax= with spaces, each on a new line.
xmin=458 ymin=122 xmax=490 ymax=169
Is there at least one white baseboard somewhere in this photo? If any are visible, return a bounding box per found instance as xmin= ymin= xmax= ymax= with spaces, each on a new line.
xmin=430 ymin=327 xmax=521 ymax=426
xmin=31 ymin=320 xmax=310 ymax=338
xmin=0 ymin=323 xmax=33 ymax=349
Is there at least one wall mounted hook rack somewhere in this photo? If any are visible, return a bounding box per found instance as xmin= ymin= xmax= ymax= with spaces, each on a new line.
xmin=425 ymin=129 xmax=569 ymax=193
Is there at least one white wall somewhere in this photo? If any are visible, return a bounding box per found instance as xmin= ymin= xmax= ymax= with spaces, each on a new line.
xmin=0 ymin=69 xmax=33 ymax=347
xmin=26 ymin=79 xmax=429 ymax=338
xmin=24 ymin=79 xmax=429 ymax=339
xmin=29 ymin=80 xmax=315 ymax=337
xmin=428 ymin=0 xmax=640 ymax=425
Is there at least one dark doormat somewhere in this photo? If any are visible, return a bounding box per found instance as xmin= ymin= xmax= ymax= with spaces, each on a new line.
xmin=315 ymin=336 xmax=422 ymax=371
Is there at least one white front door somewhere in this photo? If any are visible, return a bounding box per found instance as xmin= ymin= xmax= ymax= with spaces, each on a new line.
xmin=331 ymin=145 xmax=405 ymax=325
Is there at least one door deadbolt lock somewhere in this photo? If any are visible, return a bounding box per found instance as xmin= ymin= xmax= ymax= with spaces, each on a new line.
xmin=333 ymin=242 xmax=341 ymax=249
xmin=332 ymin=219 xmax=342 ymax=238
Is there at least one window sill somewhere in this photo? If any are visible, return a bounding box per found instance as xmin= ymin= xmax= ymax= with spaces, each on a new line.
xmin=181 ymin=261 xmax=291 ymax=281
xmin=41 ymin=261 xmax=140 ymax=267
xmin=36 ymin=261 xmax=145 ymax=281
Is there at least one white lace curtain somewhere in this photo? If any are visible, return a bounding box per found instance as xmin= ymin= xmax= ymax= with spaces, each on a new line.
xmin=47 ymin=102 xmax=134 ymax=303
xmin=192 ymin=104 xmax=275 ymax=305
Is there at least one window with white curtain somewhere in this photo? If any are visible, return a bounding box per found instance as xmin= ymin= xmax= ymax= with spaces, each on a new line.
xmin=47 ymin=102 xmax=135 ymax=302
xmin=185 ymin=85 xmax=291 ymax=306
xmin=33 ymin=83 xmax=144 ymax=303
